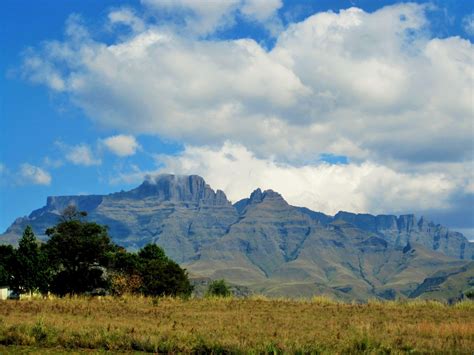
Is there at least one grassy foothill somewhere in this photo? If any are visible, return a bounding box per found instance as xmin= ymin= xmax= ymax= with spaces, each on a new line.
xmin=0 ymin=296 xmax=473 ymax=354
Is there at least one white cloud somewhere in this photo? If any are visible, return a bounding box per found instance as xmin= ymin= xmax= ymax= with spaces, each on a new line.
xmin=56 ymin=142 xmax=101 ymax=166
xmin=109 ymin=164 xmax=153 ymax=185
xmin=102 ymin=134 xmax=140 ymax=157
xmin=109 ymin=142 xmax=466 ymax=216
xmin=19 ymin=164 xmax=52 ymax=185
xmin=462 ymin=13 xmax=474 ymax=36
xmin=141 ymin=0 xmax=282 ymax=35
xmin=241 ymin=0 xmax=282 ymax=21
xmin=20 ymin=4 xmax=473 ymax=168
xmin=154 ymin=142 xmax=459 ymax=215
xmin=142 ymin=0 xmax=239 ymax=35
xmin=108 ymin=8 xmax=145 ymax=33
xmin=43 ymin=156 xmax=63 ymax=168
xmin=19 ymin=3 xmax=474 ymax=225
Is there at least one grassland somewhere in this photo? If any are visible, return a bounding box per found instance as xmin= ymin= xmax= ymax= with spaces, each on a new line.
xmin=0 ymin=296 xmax=473 ymax=354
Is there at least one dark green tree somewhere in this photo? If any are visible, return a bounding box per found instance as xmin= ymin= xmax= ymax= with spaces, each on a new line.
xmin=138 ymin=244 xmax=168 ymax=262
xmin=206 ymin=279 xmax=231 ymax=297
xmin=0 ymin=245 xmax=14 ymax=287
xmin=136 ymin=244 xmax=192 ymax=297
xmin=10 ymin=226 xmax=50 ymax=294
xmin=139 ymin=258 xmax=193 ymax=297
xmin=44 ymin=209 xmax=116 ymax=296
xmin=465 ymin=289 xmax=474 ymax=300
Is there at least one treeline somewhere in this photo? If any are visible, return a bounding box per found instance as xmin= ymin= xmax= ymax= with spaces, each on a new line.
xmin=0 ymin=207 xmax=192 ymax=297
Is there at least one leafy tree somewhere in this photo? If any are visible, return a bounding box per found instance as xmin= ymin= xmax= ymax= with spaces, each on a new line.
xmin=25 ymin=206 xmax=194 ymax=298
xmin=0 ymin=245 xmax=14 ymax=287
xmin=206 ymin=279 xmax=231 ymax=297
xmin=138 ymin=244 xmax=168 ymax=262
xmin=139 ymin=257 xmax=193 ymax=297
xmin=10 ymin=226 xmax=50 ymax=294
xmin=60 ymin=205 xmax=88 ymax=222
xmin=111 ymin=243 xmax=193 ymax=297
xmin=465 ymin=289 xmax=474 ymax=300
xmin=108 ymin=247 xmax=142 ymax=296
xmin=44 ymin=209 xmax=116 ymax=295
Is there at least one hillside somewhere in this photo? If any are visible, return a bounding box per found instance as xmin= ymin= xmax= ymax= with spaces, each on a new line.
xmin=410 ymin=262 xmax=474 ymax=301
xmin=1 ymin=174 xmax=473 ymax=300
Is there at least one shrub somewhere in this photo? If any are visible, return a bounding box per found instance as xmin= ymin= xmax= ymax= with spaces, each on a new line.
xmin=206 ymin=279 xmax=231 ymax=297
xmin=464 ymin=289 xmax=474 ymax=300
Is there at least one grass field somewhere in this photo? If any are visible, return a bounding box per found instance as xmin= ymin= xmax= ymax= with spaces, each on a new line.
xmin=0 ymin=296 xmax=473 ymax=354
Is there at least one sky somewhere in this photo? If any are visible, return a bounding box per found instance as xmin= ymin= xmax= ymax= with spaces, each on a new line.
xmin=1 ymin=0 xmax=473 ymax=239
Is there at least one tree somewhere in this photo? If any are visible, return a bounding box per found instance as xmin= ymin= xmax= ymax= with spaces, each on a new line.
xmin=0 ymin=245 xmax=14 ymax=287
xmin=206 ymin=279 xmax=231 ymax=297
xmin=108 ymin=247 xmax=142 ymax=296
xmin=60 ymin=205 xmax=88 ymax=222
xmin=138 ymin=244 xmax=168 ymax=262
xmin=44 ymin=209 xmax=116 ymax=295
xmin=111 ymin=243 xmax=193 ymax=297
xmin=38 ymin=206 xmax=192 ymax=297
xmin=139 ymin=257 xmax=193 ymax=297
xmin=10 ymin=226 xmax=50 ymax=294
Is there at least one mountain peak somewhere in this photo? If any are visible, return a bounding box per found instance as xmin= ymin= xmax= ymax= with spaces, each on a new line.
xmin=234 ymin=188 xmax=288 ymax=214
xmin=262 ymin=189 xmax=285 ymax=201
xmin=248 ymin=188 xmax=286 ymax=204
xmin=120 ymin=174 xmax=231 ymax=205
xmin=249 ymin=188 xmax=263 ymax=203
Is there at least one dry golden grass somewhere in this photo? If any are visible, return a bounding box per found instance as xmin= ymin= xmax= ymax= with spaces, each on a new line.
xmin=0 ymin=296 xmax=472 ymax=353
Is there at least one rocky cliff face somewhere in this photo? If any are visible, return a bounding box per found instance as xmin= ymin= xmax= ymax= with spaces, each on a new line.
xmin=1 ymin=174 xmax=472 ymax=299
xmin=330 ymin=211 xmax=472 ymax=260
xmin=1 ymin=174 xmax=239 ymax=262
xmin=113 ymin=175 xmax=231 ymax=206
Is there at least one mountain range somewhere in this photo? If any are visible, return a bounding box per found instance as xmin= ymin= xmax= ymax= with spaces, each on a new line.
xmin=2 ymin=174 xmax=473 ymax=301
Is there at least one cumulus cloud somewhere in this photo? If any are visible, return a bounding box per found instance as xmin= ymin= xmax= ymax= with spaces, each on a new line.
xmin=141 ymin=0 xmax=282 ymax=35
xmin=19 ymin=164 xmax=52 ymax=185
xmin=56 ymin=142 xmax=101 ymax=166
xmin=240 ymin=0 xmax=282 ymax=21
xmin=20 ymin=4 xmax=473 ymax=167
xmin=108 ymin=8 xmax=145 ymax=33
xmin=109 ymin=142 xmax=470 ymax=217
xmin=463 ymin=13 xmax=474 ymax=36
xmin=109 ymin=164 xmax=153 ymax=185
xmin=155 ymin=142 xmax=461 ymax=215
xmin=101 ymin=134 xmax=140 ymax=157
xmin=18 ymin=3 xmax=474 ymax=228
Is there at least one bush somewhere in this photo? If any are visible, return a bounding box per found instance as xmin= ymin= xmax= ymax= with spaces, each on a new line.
xmin=206 ymin=279 xmax=231 ymax=297
xmin=110 ymin=243 xmax=193 ymax=297
xmin=4 ymin=207 xmax=193 ymax=298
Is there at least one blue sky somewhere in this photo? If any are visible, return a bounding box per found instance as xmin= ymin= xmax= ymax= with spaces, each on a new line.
xmin=1 ymin=0 xmax=473 ymax=238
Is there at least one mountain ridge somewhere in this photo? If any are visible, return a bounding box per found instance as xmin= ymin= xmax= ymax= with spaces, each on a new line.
xmin=2 ymin=174 xmax=473 ymax=300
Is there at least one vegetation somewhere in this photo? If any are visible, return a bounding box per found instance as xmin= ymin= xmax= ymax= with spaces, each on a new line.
xmin=0 ymin=207 xmax=192 ymax=298
xmin=465 ymin=289 xmax=474 ymax=300
xmin=0 ymin=245 xmax=14 ymax=287
xmin=110 ymin=244 xmax=193 ymax=297
xmin=206 ymin=279 xmax=231 ymax=297
xmin=0 ymin=296 xmax=472 ymax=353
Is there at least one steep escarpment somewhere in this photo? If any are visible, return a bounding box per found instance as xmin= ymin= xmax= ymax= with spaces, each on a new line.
xmin=1 ymin=174 xmax=472 ymax=299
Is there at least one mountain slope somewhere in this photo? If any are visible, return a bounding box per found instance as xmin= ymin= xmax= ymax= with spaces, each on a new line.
xmin=2 ymin=175 xmax=239 ymax=263
xmin=1 ymin=174 xmax=473 ymax=299
xmin=409 ymin=262 xmax=474 ymax=301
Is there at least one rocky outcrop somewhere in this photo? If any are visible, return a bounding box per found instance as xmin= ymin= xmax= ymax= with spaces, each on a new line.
xmin=112 ymin=174 xmax=230 ymax=206
xmin=332 ymin=211 xmax=473 ymax=260
xmin=1 ymin=174 xmax=473 ymax=299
